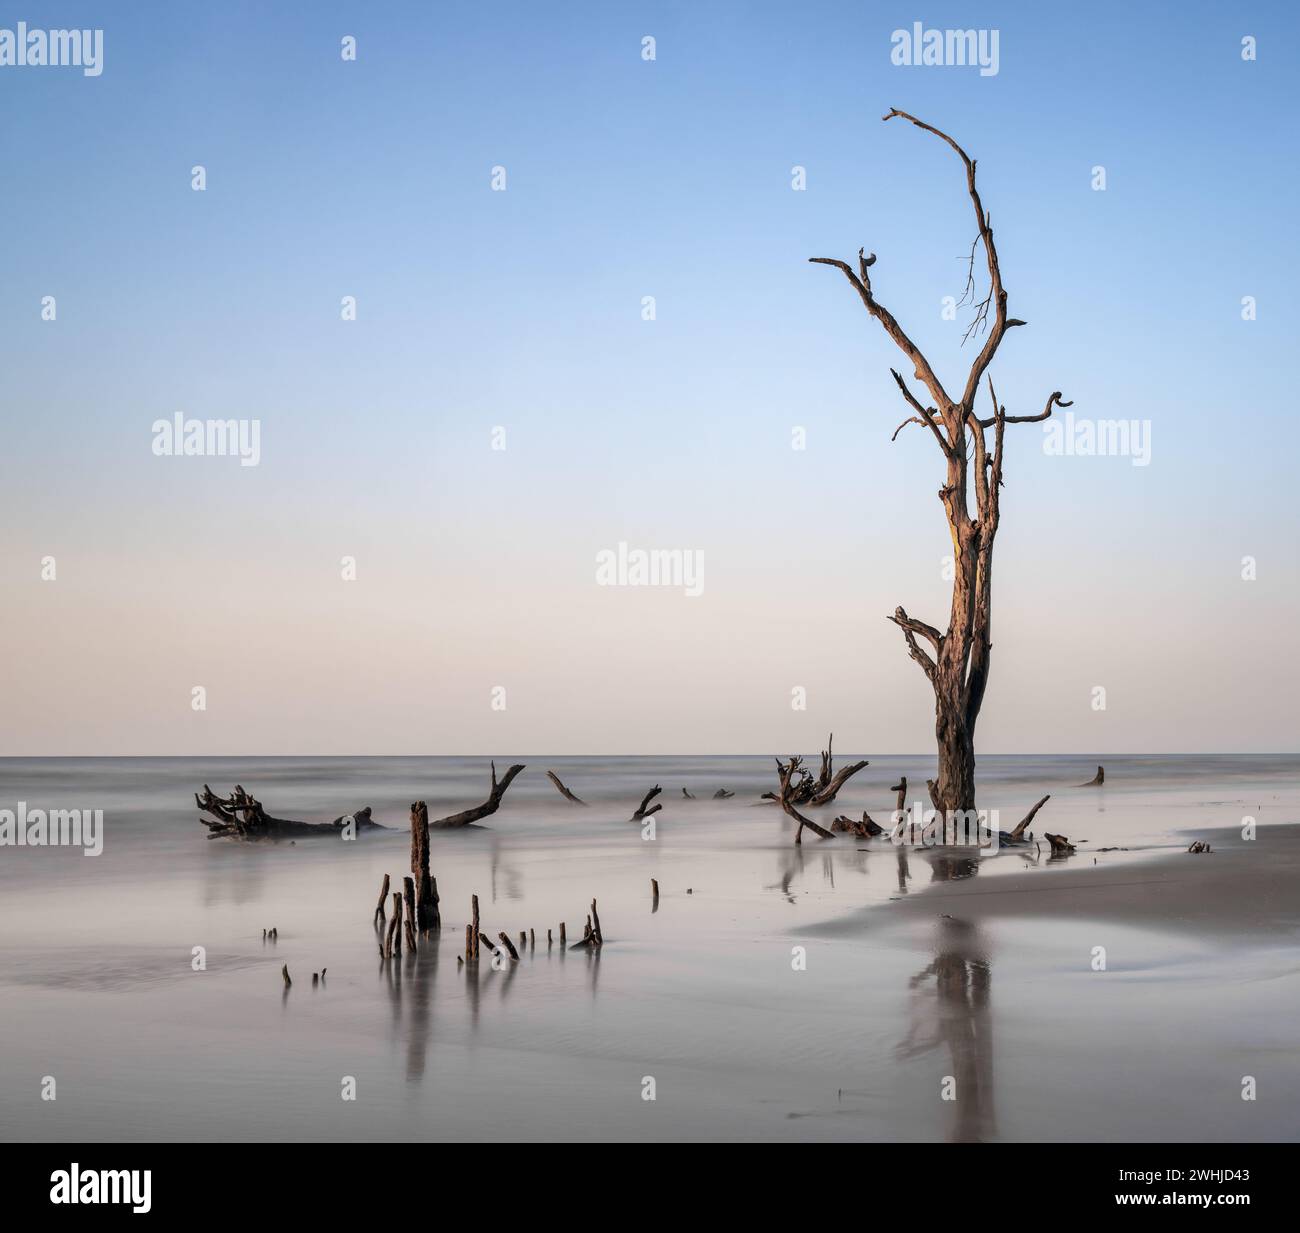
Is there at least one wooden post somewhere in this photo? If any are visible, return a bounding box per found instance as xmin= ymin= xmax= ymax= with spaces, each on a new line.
xmin=374 ymin=874 xmax=390 ymax=925
xmin=498 ymin=932 xmax=520 ymax=961
xmin=465 ymin=923 xmax=473 ymax=961
xmin=281 ymin=964 xmax=291 ymax=988
xmin=559 ymin=921 xmax=566 ymax=945
xmin=410 ymin=801 xmax=440 ymax=932
xmin=471 ymin=895 xmax=480 ymax=959
xmin=403 ymin=877 xmax=417 ymax=941
xmin=651 ymin=878 xmax=659 ymax=911
xmin=387 ymin=892 xmax=404 ymax=958
xmin=403 ymin=879 xmax=418 ymax=951
xmin=590 ymin=898 xmax=603 ymax=946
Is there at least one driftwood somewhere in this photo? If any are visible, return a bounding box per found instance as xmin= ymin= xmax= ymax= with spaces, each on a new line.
xmin=1044 ymin=832 xmax=1076 ymax=856
xmin=681 ymin=788 xmax=695 ymax=799
xmin=546 ymin=771 xmax=586 ymax=805
xmin=409 ymin=802 xmax=440 ymax=932
xmin=1080 ymin=765 xmax=1105 ymax=786
xmin=1008 ymin=794 xmax=1051 ymax=843
xmin=777 ymin=756 xmax=836 ymax=845
xmin=373 ymin=874 xmax=390 ymax=926
xmin=431 ymin=762 xmax=525 ymax=828
xmin=196 ymin=785 xmax=384 ymax=840
xmin=1188 ymin=841 xmax=1212 ymax=854
xmin=832 ymin=811 xmax=886 ymax=838
xmin=496 ymin=931 xmax=520 ymax=962
xmin=570 ymin=899 xmax=605 ymax=950
xmin=762 ymin=735 xmax=868 ymax=807
xmin=631 ymin=785 xmax=663 ymax=822
xmin=712 ymin=789 xmax=735 ymax=799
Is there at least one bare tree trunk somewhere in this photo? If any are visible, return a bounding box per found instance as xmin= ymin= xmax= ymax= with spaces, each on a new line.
xmin=812 ymin=110 xmax=1072 ymax=825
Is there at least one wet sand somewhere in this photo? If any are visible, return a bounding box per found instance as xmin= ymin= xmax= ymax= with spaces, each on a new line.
xmin=862 ymin=824 xmax=1300 ymax=939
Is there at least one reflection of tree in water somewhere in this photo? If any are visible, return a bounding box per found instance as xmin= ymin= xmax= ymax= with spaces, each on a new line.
xmin=925 ymin=851 xmax=981 ymax=882
xmin=897 ymin=918 xmax=995 ymax=1142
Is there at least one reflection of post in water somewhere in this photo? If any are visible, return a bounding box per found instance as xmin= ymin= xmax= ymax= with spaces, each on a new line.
xmin=404 ymin=941 xmax=439 ymax=1081
xmin=897 ymin=918 xmax=995 ymax=1142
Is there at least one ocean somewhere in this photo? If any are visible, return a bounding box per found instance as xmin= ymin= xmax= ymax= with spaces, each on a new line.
xmin=1 ymin=754 xmax=1297 ymax=1141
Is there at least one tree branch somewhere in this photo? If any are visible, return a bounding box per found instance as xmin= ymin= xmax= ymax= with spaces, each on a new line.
xmin=881 ymin=108 xmax=1008 ymax=413
xmin=977 ymin=389 xmax=1072 ymax=429
xmin=887 ymin=606 xmax=940 ymax=681
xmin=808 ymin=251 xmax=955 ymax=414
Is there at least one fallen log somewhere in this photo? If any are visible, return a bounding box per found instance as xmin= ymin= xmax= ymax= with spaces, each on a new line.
xmin=546 ymin=771 xmax=586 ymax=805
xmin=1079 ymin=765 xmax=1105 ymax=786
xmin=431 ymin=762 xmax=525 ymax=828
xmin=631 ymin=785 xmax=663 ymax=822
xmin=195 ymin=785 xmax=385 ymax=840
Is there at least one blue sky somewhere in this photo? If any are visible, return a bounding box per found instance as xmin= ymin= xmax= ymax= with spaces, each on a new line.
xmin=2 ymin=1 xmax=1296 ymax=754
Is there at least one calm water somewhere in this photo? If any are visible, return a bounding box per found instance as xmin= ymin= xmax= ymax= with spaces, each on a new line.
xmin=1 ymin=754 xmax=1297 ymax=1141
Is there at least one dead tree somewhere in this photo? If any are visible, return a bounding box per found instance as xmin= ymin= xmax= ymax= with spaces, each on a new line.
xmin=776 ymin=757 xmax=836 ymax=845
xmin=631 ymin=785 xmax=662 ymax=822
xmin=409 ymin=802 xmax=440 ymax=932
xmin=430 ymin=762 xmax=525 ymax=828
xmin=812 ymin=109 xmax=1072 ymax=818
xmin=546 ymin=771 xmax=586 ymax=804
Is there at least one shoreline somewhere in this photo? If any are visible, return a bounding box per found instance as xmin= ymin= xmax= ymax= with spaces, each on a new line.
xmin=862 ymin=823 xmax=1300 ymax=939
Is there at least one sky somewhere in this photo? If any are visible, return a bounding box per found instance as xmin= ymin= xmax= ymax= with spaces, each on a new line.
xmin=1 ymin=1 xmax=1297 ymax=755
